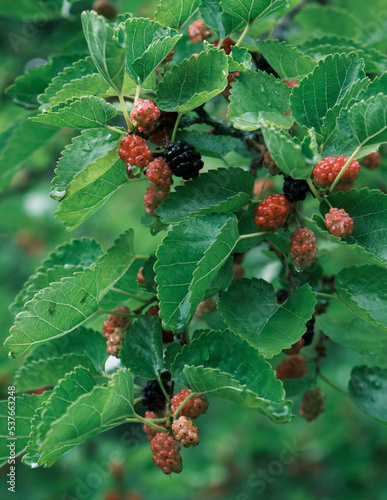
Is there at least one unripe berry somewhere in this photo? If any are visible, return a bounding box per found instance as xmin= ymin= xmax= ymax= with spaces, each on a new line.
xmin=143 ymin=186 xmax=169 ymax=217
xmin=170 ymin=389 xmax=209 ymax=419
xmin=213 ymin=37 xmax=235 ymax=55
xmin=263 ymin=150 xmax=281 ymax=175
xmin=285 ymin=80 xmax=299 ymax=88
xmin=254 ymin=194 xmax=292 ymax=230
xmin=137 ymin=267 xmax=153 ymax=287
xmin=130 ymin=99 xmax=160 ymax=131
xmin=299 ymin=387 xmax=325 ymax=422
xmin=360 ymin=151 xmax=382 ymax=169
xmin=150 ymin=432 xmax=182 ymax=474
xmin=172 ymin=416 xmax=200 ymax=447
xmin=92 ymin=0 xmax=118 ymax=20
xmin=103 ymin=307 xmax=131 ymax=339
xmin=188 ymin=19 xmax=213 ymax=43
xmin=106 ymin=327 xmax=125 ymax=358
xmin=145 ymin=158 xmax=173 ymax=192
xmin=221 ymin=72 xmax=240 ymax=99
xmin=118 ymin=135 xmax=153 ymax=172
xmin=143 ymin=410 xmax=166 ymax=442
xmin=312 ymin=155 xmax=360 ymax=189
xmin=325 ymin=208 xmax=354 ymax=239
xmin=276 ymin=355 xmax=308 ymax=379
xmin=283 ymin=338 xmax=305 ymax=356
xmin=289 ymin=226 xmax=318 ymax=271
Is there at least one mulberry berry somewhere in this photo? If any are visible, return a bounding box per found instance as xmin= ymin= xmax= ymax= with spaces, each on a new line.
xmin=137 ymin=267 xmax=154 ymax=287
xmin=143 ymin=410 xmax=166 ymax=442
xmin=150 ymin=432 xmax=182 ymax=475
xmin=289 ymin=226 xmax=318 ymax=271
xmin=254 ymin=194 xmax=292 ymax=230
xmin=170 ymin=389 xmax=208 ymax=419
xmin=164 ymin=140 xmax=204 ymax=179
xmin=263 ymin=150 xmax=281 ymax=175
xmin=325 ymin=208 xmax=354 ymax=239
xmin=276 ymin=289 xmax=289 ymax=304
xmin=103 ymin=307 xmax=130 ymax=339
xmin=303 ymin=316 xmax=315 ymax=346
xmin=130 ymin=99 xmax=160 ymax=132
xmin=142 ymin=379 xmax=169 ymax=412
xmin=92 ymin=0 xmax=118 ymax=20
xmin=276 ymin=355 xmax=308 ymax=379
xmin=283 ymin=338 xmax=305 ymax=356
xmin=213 ymin=37 xmax=235 ymax=55
xmin=106 ymin=327 xmax=125 ymax=357
xmin=118 ymin=135 xmax=153 ymax=173
xmin=143 ymin=186 xmax=169 ymax=217
xmin=188 ymin=19 xmax=213 ymax=43
xmin=172 ymin=416 xmax=200 ymax=447
xmin=299 ymin=387 xmax=325 ymax=422
xmin=221 ymin=72 xmax=240 ymax=99
xmin=285 ymin=80 xmax=299 ymax=88
xmin=312 ymin=156 xmax=360 ymax=189
xmin=282 ymin=175 xmax=310 ymax=203
xmin=361 ymin=151 xmax=381 ymax=169
xmin=145 ymin=158 xmax=173 ymax=192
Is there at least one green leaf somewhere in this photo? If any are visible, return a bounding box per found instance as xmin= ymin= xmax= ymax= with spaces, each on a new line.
xmin=51 ymin=128 xmax=122 ymax=201
xmin=171 ymin=329 xmax=292 ymax=422
xmin=6 ymin=63 xmax=55 ymax=108
xmin=157 ymin=49 xmax=229 ymax=113
xmin=349 ymin=366 xmax=387 ymax=425
xmin=228 ymin=46 xmax=252 ymax=72
xmin=336 ymin=93 xmax=387 ymax=150
xmin=55 ymin=159 xmax=128 ymax=230
xmin=204 ymin=257 xmax=234 ymax=298
xmin=39 ymin=57 xmax=98 ymax=107
xmin=200 ymin=0 xmax=245 ymax=37
xmin=0 ymin=114 xmax=57 ymax=192
xmin=314 ymin=188 xmax=387 ymax=266
xmin=11 ymin=238 xmax=103 ymax=315
xmin=155 ymin=214 xmax=239 ymax=332
xmin=177 ymin=130 xmax=244 ymax=158
xmin=155 ymin=0 xmax=199 ymax=29
xmin=0 ymin=393 xmax=49 ymax=467
xmin=336 ymin=265 xmax=387 ymax=333
xmin=227 ymin=70 xmax=293 ymax=130
xmin=318 ymin=310 xmax=387 ymax=354
xmin=31 ymin=96 xmax=117 ymax=129
xmin=82 ymin=11 xmax=126 ymax=94
xmin=218 ymin=278 xmax=316 ymax=357
xmin=25 ymin=367 xmax=97 ymax=466
xmin=37 ymin=369 xmax=134 ymax=467
xmin=0 ymin=0 xmax=62 ymax=20
xmin=282 ymin=375 xmax=316 ymax=397
xmin=123 ymin=17 xmax=181 ymax=84
xmin=5 ymin=230 xmax=136 ymax=358
xmin=260 ymin=123 xmax=315 ymax=179
xmin=359 ymin=73 xmax=387 ymax=101
xmin=14 ymin=328 xmax=107 ymax=392
xmin=156 ymin=167 xmax=253 ymax=223
xmin=290 ymin=53 xmax=365 ymax=135
xmin=49 ymin=74 xmax=112 ymax=107
xmin=256 ymin=40 xmax=317 ymax=80
xmin=220 ymin=0 xmax=288 ymax=25
xmin=234 ymin=208 xmax=265 ymax=253
xmin=120 ymin=316 xmax=164 ymax=379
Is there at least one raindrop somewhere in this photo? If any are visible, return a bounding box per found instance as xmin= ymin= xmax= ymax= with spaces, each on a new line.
xmin=50 ymin=188 xmax=66 ymax=201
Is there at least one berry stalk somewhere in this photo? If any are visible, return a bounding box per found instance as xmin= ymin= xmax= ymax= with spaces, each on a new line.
xmin=329 ymin=146 xmax=361 ymax=193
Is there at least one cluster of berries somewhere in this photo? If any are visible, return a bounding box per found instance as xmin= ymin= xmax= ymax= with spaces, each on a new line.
xmin=103 ymin=307 xmax=131 ymax=357
xmin=142 ymin=388 xmax=208 ymax=475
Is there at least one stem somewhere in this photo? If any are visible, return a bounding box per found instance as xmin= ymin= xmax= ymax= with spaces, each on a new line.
xmin=98 ymin=309 xmax=135 ymax=317
xmin=236 ymin=23 xmax=250 ymax=47
xmin=133 ymin=397 xmax=142 ymax=405
xmin=136 ymin=254 xmax=150 ymax=260
xmin=134 ymin=84 xmax=141 ymax=105
xmin=307 ymin=178 xmax=324 ymax=202
xmin=135 ymin=414 xmax=168 ymax=432
xmin=106 ymin=125 xmax=126 ymax=135
xmin=171 ymin=112 xmax=183 ymax=142
xmin=315 ymin=291 xmax=338 ymax=301
xmin=238 ymin=231 xmax=268 ymax=241
xmin=157 ymin=376 xmax=171 ymax=403
xmin=297 ymin=211 xmax=314 ymax=223
xmin=329 ymin=146 xmax=362 ymax=193
xmin=256 ymin=173 xmax=269 ymax=201
xmin=118 ymin=92 xmax=132 ymax=130
xmin=318 ymin=372 xmax=349 ymax=396
xmin=132 ymin=296 xmax=158 ymax=315
xmin=110 ymin=288 xmax=149 ymax=302
xmin=173 ymin=392 xmax=197 ymax=418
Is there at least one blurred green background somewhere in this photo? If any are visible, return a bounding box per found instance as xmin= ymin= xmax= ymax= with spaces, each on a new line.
xmin=1 ymin=1 xmax=387 ymax=499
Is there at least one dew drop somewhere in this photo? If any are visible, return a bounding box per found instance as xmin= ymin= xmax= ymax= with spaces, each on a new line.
xmin=50 ymin=188 xmax=66 ymax=201
xmin=8 ymin=351 xmax=13 ymax=359
xmin=105 ymin=133 xmax=112 ymax=140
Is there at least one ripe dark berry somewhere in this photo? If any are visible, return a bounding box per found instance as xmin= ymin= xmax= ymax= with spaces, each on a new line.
xmin=150 ymin=432 xmax=182 ymax=475
xmin=103 ymin=307 xmax=131 ymax=339
xmin=118 ymin=135 xmax=153 ymax=172
xmin=325 ymin=207 xmax=354 ymax=239
xmin=276 ymin=289 xmax=289 ymax=304
xmin=254 ymin=194 xmax=292 ymax=230
xmin=282 ymin=175 xmax=310 ymax=203
xmin=188 ymin=19 xmax=213 ymax=43
xmin=142 ymin=379 xmax=169 ymax=412
xmin=213 ymin=37 xmax=235 ymax=55
xmin=130 ymin=99 xmax=160 ymax=132
xmin=276 ymin=355 xmax=308 ymax=380
xmin=299 ymin=387 xmax=325 ymax=422
xmin=172 ymin=416 xmax=200 ymax=447
xmin=289 ymin=226 xmax=318 ymax=271
xmin=145 ymin=305 xmax=174 ymax=343
xmin=170 ymin=389 xmax=208 ymax=419
xmin=92 ymin=0 xmax=118 ymax=20
xmin=283 ymin=338 xmax=305 ymax=356
xmin=221 ymin=72 xmax=240 ymax=100
xmin=303 ymin=316 xmax=315 ymax=346
xmin=143 ymin=410 xmax=166 ymax=442
xmin=164 ymin=140 xmax=204 ymax=180
xmin=143 ymin=186 xmax=169 ymax=217
xmin=312 ymin=155 xmax=360 ymax=189
xmin=361 ymin=151 xmax=381 ymax=169
xmin=145 ymin=158 xmax=173 ymax=192
xmin=263 ymin=150 xmax=281 ymax=175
